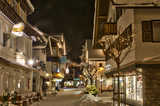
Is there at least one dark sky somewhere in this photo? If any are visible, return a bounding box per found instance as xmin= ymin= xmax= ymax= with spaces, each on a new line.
xmin=28 ymin=0 xmax=95 ymax=62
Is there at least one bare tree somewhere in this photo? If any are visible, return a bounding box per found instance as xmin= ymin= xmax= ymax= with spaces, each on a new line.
xmin=99 ymin=25 xmax=134 ymax=106
xmin=82 ymin=64 xmax=98 ymax=85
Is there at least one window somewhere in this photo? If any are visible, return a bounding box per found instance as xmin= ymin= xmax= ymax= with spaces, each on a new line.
xmin=10 ymin=36 xmax=14 ymax=48
xmin=3 ymin=24 xmax=9 ymax=47
xmin=116 ymin=8 xmax=122 ymax=20
xmin=142 ymin=20 xmax=160 ymax=42
xmin=152 ymin=21 xmax=160 ymax=41
xmin=142 ymin=21 xmax=153 ymax=42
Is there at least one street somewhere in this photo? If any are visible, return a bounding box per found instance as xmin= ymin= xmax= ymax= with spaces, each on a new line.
xmin=37 ymin=89 xmax=82 ymax=106
xmin=1 ymin=0 xmax=160 ymax=106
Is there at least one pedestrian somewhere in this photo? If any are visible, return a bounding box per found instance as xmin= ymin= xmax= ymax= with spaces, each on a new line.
xmin=55 ymin=86 xmax=59 ymax=91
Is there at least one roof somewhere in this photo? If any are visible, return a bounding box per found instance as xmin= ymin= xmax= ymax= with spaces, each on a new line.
xmin=113 ymin=0 xmax=160 ymax=7
xmin=26 ymin=0 xmax=34 ymax=13
xmin=105 ymin=55 xmax=160 ymax=77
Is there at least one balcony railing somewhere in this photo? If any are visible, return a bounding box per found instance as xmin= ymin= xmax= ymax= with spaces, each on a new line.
xmin=6 ymin=0 xmax=26 ymax=22
xmin=103 ymin=23 xmax=117 ymax=35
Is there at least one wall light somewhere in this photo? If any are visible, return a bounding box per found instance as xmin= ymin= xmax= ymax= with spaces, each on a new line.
xmin=11 ymin=22 xmax=24 ymax=37
xmin=28 ymin=59 xmax=34 ymax=66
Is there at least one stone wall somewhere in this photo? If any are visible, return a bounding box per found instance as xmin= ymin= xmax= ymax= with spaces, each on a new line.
xmin=143 ymin=65 xmax=160 ymax=106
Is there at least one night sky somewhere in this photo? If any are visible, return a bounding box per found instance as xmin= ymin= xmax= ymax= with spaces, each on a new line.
xmin=28 ymin=0 xmax=95 ymax=62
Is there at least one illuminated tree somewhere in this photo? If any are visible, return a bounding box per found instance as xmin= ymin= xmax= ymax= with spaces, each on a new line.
xmin=82 ymin=64 xmax=97 ymax=85
xmin=100 ymin=25 xmax=134 ymax=106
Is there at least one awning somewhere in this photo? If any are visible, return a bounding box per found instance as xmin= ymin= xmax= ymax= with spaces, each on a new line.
xmin=53 ymin=73 xmax=64 ymax=79
xmin=105 ymin=58 xmax=160 ymax=77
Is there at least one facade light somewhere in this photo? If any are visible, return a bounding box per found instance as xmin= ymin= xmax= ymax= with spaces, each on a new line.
xmin=66 ymin=67 xmax=69 ymax=74
xmin=11 ymin=22 xmax=24 ymax=37
xmin=28 ymin=59 xmax=34 ymax=66
xmin=46 ymin=81 xmax=50 ymax=85
xmin=46 ymin=73 xmax=50 ymax=77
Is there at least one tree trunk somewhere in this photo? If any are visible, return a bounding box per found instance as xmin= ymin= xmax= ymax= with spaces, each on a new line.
xmin=90 ymin=78 xmax=93 ymax=85
xmin=117 ymin=63 xmax=120 ymax=106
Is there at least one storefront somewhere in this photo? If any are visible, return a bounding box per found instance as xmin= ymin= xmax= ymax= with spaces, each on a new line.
xmin=105 ymin=64 xmax=144 ymax=106
xmin=102 ymin=78 xmax=113 ymax=91
xmin=126 ymin=75 xmax=143 ymax=102
xmin=0 ymin=57 xmax=33 ymax=96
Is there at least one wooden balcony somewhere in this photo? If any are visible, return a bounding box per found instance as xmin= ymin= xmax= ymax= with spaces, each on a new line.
xmin=103 ymin=23 xmax=117 ymax=35
xmin=93 ymin=22 xmax=117 ymax=48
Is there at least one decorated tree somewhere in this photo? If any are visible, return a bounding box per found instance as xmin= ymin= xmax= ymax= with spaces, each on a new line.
xmin=99 ymin=25 xmax=134 ymax=106
xmin=82 ymin=64 xmax=98 ymax=86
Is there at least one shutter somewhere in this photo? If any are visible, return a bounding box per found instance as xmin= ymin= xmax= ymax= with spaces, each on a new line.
xmin=152 ymin=21 xmax=160 ymax=41
xmin=142 ymin=21 xmax=153 ymax=42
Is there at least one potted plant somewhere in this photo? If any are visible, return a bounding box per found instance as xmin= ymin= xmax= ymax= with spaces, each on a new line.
xmin=84 ymin=85 xmax=99 ymax=96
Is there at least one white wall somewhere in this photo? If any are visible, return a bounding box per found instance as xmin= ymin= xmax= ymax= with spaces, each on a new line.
xmin=135 ymin=8 xmax=160 ymax=61
xmin=0 ymin=13 xmax=16 ymax=61
xmin=33 ymin=49 xmax=46 ymax=63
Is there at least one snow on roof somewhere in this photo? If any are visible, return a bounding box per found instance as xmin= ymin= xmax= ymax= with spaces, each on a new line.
xmin=31 ymin=26 xmax=48 ymax=43
xmin=26 ymin=0 xmax=34 ymax=13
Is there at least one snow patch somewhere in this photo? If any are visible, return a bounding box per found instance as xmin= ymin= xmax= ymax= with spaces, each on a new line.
xmin=79 ymin=94 xmax=102 ymax=103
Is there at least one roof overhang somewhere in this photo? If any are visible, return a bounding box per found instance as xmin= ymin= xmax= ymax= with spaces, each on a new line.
xmin=21 ymin=0 xmax=34 ymax=15
xmin=112 ymin=0 xmax=160 ymax=8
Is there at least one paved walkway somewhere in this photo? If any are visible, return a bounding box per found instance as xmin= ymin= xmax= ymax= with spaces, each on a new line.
xmin=36 ymin=89 xmax=82 ymax=106
xmin=31 ymin=88 xmax=112 ymax=106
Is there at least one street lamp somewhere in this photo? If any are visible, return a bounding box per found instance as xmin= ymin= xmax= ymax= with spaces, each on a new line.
xmin=98 ymin=63 xmax=104 ymax=93
xmin=100 ymin=77 xmax=104 ymax=93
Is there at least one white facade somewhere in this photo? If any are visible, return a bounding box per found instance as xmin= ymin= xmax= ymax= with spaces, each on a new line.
xmin=0 ymin=0 xmax=34 ymax=95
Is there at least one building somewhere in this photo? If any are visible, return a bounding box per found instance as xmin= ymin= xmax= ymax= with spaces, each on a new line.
xmin=0 ymin=0 xmax=35 ymax=95
xmin=92 ymin=0 xmax=160 ymax=106
xmin=31 ymin=27 xmax=51 ymax=95
xmin=81 ymin=40 xmax=112 ymax=92
xmin=46 ymin=33 xmax=67 ymax=89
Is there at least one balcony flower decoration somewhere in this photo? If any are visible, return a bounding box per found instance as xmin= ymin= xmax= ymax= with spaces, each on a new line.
xmin=10 ymin=91 xmax=17 ymax=105
xmin=1 ymin=89 xmax=10 ymax=106
xmin=0 ymin=90 xmax=18 ymax=106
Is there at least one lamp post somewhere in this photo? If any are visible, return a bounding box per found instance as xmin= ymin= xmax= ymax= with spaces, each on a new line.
xmin=98 ymin=63 xmax=104 ymax=93
xmin=100 ymin=75 xmax=103 ymax=93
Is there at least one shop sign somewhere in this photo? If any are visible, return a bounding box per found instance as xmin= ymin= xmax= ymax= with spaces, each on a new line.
xmin=74 ymin=78 xmax=80 ymax=81
xmin=47 ymin=56 xmax=60 ymax=62
xmin=105 ymin=64 xmax=112 ymax=71
xmin=60 ymin=56 xmax=67 ymax=63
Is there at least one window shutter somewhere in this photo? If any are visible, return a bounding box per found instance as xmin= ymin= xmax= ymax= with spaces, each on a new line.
xmin=142 ymin=21 xmax=153 ymax=42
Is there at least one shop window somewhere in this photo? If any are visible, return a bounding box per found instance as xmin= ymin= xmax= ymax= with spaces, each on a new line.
xmin=142 ymin=20 xmax=160 ymax=42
